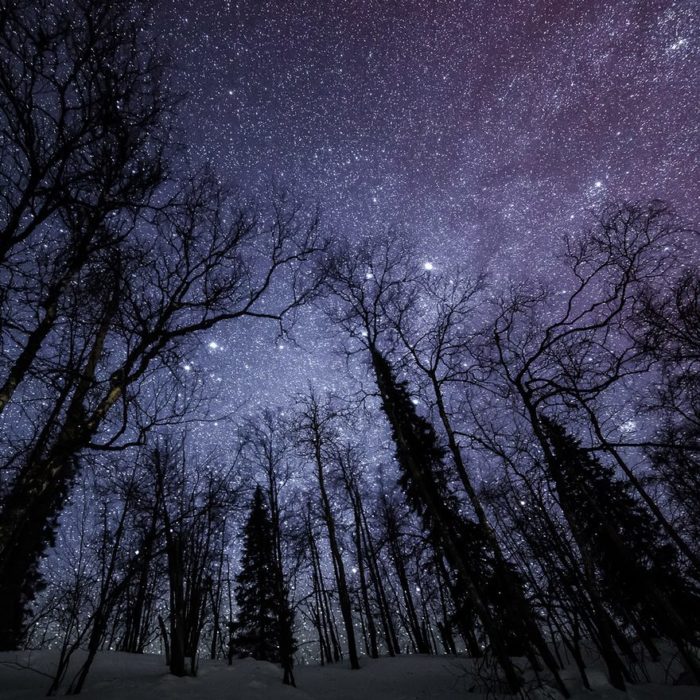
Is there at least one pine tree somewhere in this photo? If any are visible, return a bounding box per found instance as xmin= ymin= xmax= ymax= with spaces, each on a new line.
xmin=231 ymin=486 xmax=280 ymax=662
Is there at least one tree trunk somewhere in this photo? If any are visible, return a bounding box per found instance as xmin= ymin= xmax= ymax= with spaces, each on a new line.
xmin=312 ymin=438 xmax=360 ymax=670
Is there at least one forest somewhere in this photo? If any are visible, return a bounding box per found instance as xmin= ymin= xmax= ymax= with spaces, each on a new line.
xmin=0 ymin=1 xmax=698 ymax=698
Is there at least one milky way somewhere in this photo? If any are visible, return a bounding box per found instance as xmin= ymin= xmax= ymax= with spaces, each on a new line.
xmin=1 ymin=0 xmax=698 ymax=666
xmin=157 ymin=0 xmax=698 ymax=441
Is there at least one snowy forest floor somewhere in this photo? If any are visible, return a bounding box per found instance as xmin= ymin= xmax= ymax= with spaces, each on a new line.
xmin=1 ymin=650 xmax=698 ymax=700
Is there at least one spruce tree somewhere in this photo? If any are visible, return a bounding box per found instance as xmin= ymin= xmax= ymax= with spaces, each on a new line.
xmin=540 ymin=416 xmax=700 ymax=677
xmin=369 ymin=347 xmax=538 ymax=694
xmin=232 ymin=485 xmax=280 ymax=662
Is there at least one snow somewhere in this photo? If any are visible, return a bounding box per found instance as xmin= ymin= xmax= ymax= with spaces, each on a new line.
xmin=0 ymin=651 xmax=697 ymax=699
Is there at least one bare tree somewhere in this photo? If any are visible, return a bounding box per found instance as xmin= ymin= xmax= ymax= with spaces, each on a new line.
xmin=334 ymin=444 xmax=380 ymax=659
xmin=0 ymin=0 xmax=169 ymax=413
xmin=293 ymin=391 xmax=361 ymax=670
xmin=480 ymin=201 xmax=700 ymax=685
xmin=0 ymin=0 xmax=326 ymax=650
xmin=0 ymin=178 xmax=325 ymax=649
xmin=636 ymin=268 xmax=700 ymax=548
xmin=148 ymin=437 xmax=240 ymax=677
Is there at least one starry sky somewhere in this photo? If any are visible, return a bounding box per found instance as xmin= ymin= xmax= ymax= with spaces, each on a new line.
xmin=157 ymin=0 xmax=699 ymax=430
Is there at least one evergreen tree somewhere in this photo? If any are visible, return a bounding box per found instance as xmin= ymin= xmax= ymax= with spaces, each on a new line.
xmin=370 ymin=346 xmax=532 ymax=643
xmin=231 ymin=485 xmax=280 ymax=662
xmin=230 ymin=483 xmax=297 ymax=680
xmin=540 ymin=416 xmax=700 ymax=676
xmin=369 ymin=346 xmax=544 ymax=695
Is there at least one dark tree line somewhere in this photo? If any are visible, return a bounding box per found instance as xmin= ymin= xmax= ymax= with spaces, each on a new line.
xmin=15 ymin=202 xmax=700 ymax=698
xmin=0 ymin=0 xmax=324 ymax=656
xmin=317 ymin=202 xmax=699 ymax=694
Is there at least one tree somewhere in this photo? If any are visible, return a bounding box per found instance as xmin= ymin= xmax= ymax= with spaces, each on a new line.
xmin=335 ymin=444 xmax=380 ymax=659
xmin=62 ymin=469 xmax=144 ymax=695
xmin=0 ymin=0 xmax=168 ymax=270
xmin=299 ymin=499 xmax=342 ymax=666
xmin=383 ymin=256 xmax=575 ymax=670
xmin=323 ymin=237 xmax=568 ymax=695
xmin=370 ymin=347 xmax=566 ymax=694
xmin=480 ymin=201 xmax=700 ymax=687
xmin=149 ymin=439 xmax=237 ymax=677
xmin=540 ymin=416 xmax=700 ymax=682
xmin=636 ymin=269 xmax=700 ymax=552
xmin=0 ymin=166 xmax=323 ymax=654
xmin=231 ymin=485 xmax=281 ymax=663
xmin=0 ymin=0 xmax=170 ymax=647
xmin=239 ymin=410 xmax=298 ymax=684
xmin=294 ymin=391 xmax=361 ymax=670
xmin=0 ymin=0 xmax=325 ymax=649
xmin=490 ymin=201 xmax=698 ymax=575
xmin=116 ymin=468 xmax=164 ymax=656
xmin=378 ymin=492 xmax=432 ymax=655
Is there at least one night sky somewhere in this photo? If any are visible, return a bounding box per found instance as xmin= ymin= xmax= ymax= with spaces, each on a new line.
xmin=156 ymin=0 xmax=698 ymax=435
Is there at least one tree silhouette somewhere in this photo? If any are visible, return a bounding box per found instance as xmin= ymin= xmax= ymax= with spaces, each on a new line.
xmin=231 ymin=485 xmax=282 ymax=663
xmin=540 ymin=416 xmax=700 ymax=682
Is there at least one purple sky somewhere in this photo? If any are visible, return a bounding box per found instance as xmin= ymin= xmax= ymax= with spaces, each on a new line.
xmin=158 ymin=0 xmax=698 ymax=424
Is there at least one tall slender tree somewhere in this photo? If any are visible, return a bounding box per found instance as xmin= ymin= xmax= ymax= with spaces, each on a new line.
xmin=369 ymin=346 xmax=554 ymax=694
xmin=295 ymin=392 xmax=361 ymax=670
xmin=323 ymin=237 xmax=568 ymax=695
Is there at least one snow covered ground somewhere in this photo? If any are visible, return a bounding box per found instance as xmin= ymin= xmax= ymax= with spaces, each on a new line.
xmin=0 ymin=650 xmax=697 ymax=699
